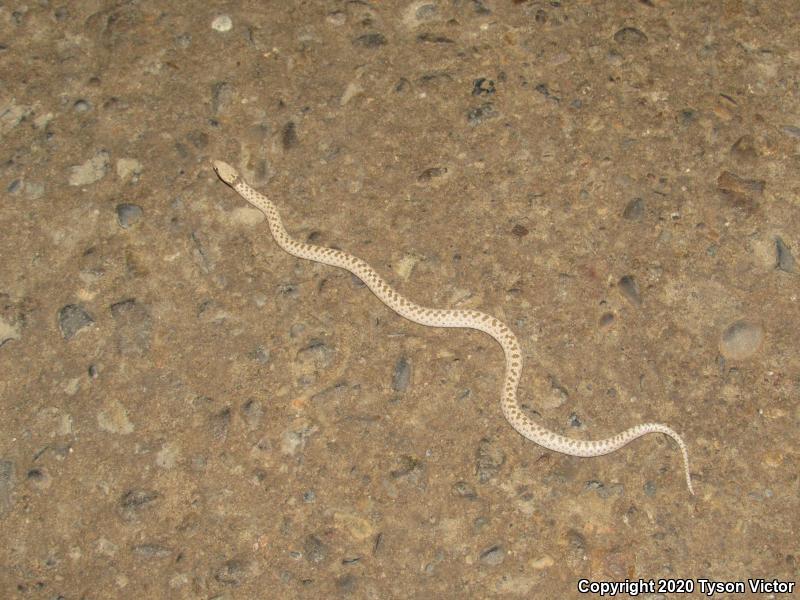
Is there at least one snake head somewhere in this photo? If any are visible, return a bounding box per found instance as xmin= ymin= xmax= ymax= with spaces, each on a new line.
xmin=213 ymin=160 xmax=240 ymax=186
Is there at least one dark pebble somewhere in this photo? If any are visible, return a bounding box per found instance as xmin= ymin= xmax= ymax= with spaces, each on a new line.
xmin=209 ymin=407 xmax=232 ymax=440
xmin=472 ymin=78 xmax=495 ymax=96
xmin=618 ymin=275 xmax=641 ymax=306
xmin=354 ymin=33 xmax=387 ymax=48
xmin=417 ymin=167 xmax=448 ymax=182
xmin=282 ymin=121 xmax=298 ymax=149
xmin=116 ymin=203 xmax=143 ymax=228
xmin=613 ymin=27 xmax=648 ymax=45
xmin=58 ymin=304 xmax=94 ymax=339
xmin=240 ymin=398 xmax=264 ymax=429
xmin=598 ymin=312 xmax=615 ymax=328
xmin=417 ymin=32 xmax=454 ymax=44
xmin=511 ymin=224 xmax=529 ymax=238
xmin=467 ymin=102 xmax=498 ymax=125
xmin=775 ymin=237 xmax=796 ymax=273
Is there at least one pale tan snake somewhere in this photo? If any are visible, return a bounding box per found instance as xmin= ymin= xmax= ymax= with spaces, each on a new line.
xmin=213 ymin=160 xmax=694 ymax=495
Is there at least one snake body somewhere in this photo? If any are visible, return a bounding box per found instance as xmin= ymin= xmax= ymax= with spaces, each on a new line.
xmin=213 ymin=160 xmax=694 ymax=495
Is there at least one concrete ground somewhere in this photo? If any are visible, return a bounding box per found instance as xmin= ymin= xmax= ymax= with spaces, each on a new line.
xmin=1 ymin=1 xmax=798 ymax=598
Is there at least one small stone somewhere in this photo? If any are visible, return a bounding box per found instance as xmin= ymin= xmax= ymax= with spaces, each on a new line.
xmin=58 ymin=304 xmax=94 ymax=339
xmin=472 ymin=78 xmax=495 ymax=96
xmin=282 ymin=121 xmax=298 ymax=149
xmin=618 ymin=275 xmax=641 ymax=306
xmin=0 ymin=459 xmax=14 ymax=517
xmin=354 ymin=33 xmax=387 ymax=47
xmin=73 ymin=99 xmax=91 ymax=112
xmin=511 ymin=224 xmax=529 ymax=238
xmin=417 ymin=167 xmax=448 ymax=183
xmin=479 ymin=545 xmax=505 ymax=566
xmin=613 ymin=27 xmax=648 ymax=45
xmin=213 ymin=559 xmax=250 ymax=585
xmin=392 ymin=356 xmax=411 ymax=392
xmin=775 ymin=237 xmax=796 ymax=273
xmin=303 ymin=535 xmax=327 ymax=563
xmin=731 ymin=135 xmax=757 ymax=160
xmin=0 ymin=316 xmax=21 ymax=347
xmin=452 ymin=481 xmax=478 ymax=499
xmin=622 ymin=198 xmax=644 ymax=220
xmin=467 ymin=102 xmax=498 ymax=125
xmin=211 ymin=15 xmax=232 ymax=32
xmin=68 ymin=151 xmax=109 ymax=186
xmin=116 ymin=158 xmax=142 ymax=181
xmin=475 ymin=438 xmax=505 ymax=483
xmin=116 ymin=203 xmax=143 ymax=228
xmin=720 ymin=320 xmax=763 ymax=360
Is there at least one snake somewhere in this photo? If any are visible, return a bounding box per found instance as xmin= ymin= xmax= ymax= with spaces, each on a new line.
xmin=213 ymin=160 xmax=694 ymax=495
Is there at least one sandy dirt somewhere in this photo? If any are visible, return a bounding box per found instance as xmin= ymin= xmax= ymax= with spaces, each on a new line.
xmin=1 ymin=1 xmax=798 ymax=598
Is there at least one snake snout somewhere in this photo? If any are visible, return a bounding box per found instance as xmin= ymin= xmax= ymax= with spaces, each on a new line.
xmin=212 ymin=160 xmax=239 ymax=186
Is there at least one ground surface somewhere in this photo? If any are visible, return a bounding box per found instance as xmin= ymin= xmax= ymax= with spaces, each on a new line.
xmin=1 ymin=1 xmax=799 ymax=598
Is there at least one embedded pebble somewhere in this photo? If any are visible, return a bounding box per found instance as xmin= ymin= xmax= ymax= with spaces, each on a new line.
xmin=467 ymin=102 xmax=498 ymax=125
xmin=0 ymin=459 xmax=14 ymax=517
xmin=392 ymin=356 xmax=411 ymax=392
xmin=622 ymin=197 xmax=644 ymax=220
xmin=116 ymin=203 xmax=143 ymax=228
xmin=417 ymin=166 xmax=448 ymax=183
xmin=613 ymin=27 xmax=648 ymax=45
xmin=775 ymin=237 xmax=796 ymax=273
xmin=116 ymin=158 xmax=142 ymax=181
xmin=213 ymin=559 xmax=251 ymax=585
xmin=304 ymin=535 xmax=328 ymax=563
xmin=479 ymin=545 xmax=505 ymax=566
xmin=110 ymin=298 xmax=152 ymax=355
xmin=211 ymin=15 xmax=232 ymax=32
xmin=73 ymin=99 xmax=91 ymax=112
xmin=0 ymin=316 xmax=21 ymax=347
xmin=451 ymin=480 xmax=478 ymax=499
xmin=618 ymin=275 xmax=641 ymax=306
xmin=475 ymin=438 xmax=505 ymax=483
xmin=68 ymin=151 xmax=109 ymax=186
xmin=354 ymin=33 xmax=387 ymax=47
xmin=719 ymin=320 xmax=763 ymax=360
xmin=58 ymin=304 xmax=94 ymax=339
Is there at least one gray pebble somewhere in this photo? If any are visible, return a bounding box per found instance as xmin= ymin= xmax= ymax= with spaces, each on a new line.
xmin=775 ymin=237 xmax=796 ymax=273
xmin=719 ymin=320 xmax=763 ymax=360
xmin=618 ymin=275 xmax=641 ymax=306
xmin=116 ymin=203 xmax=143 ymax=228
xmin=58 ymin=304 xmax=94 ymax=339
xmin=132 ymin=544 xmax=171 ymax=558
xmin=622 ymin=197 xmax=644 ymax=220
xmin=73 ymin=99 xmax=91 ymax=112
xmin=392 ymin=356 xmax=411 ymax=392
xmin=475 ymin=438 xmax=505 ymax=483
xmin=613 ymin=27 xmax=648 ymax=45
xmin=304 ymin=534 xmax=328 ymax=563
xmin=240 ymin=398 xmax=264 ymax=429
xmin=213 ymin=559 xmax=250 ymax=585
xmin=0 ymin=459 xmax=14 ymax=517
xmin=644 ymin=480 xmax=657 ymax=496
xmin=452 ymin=480 xmax=478 ymax=500
xmin=479 ymin=545 xmax=505 ymax=566
xmin=467 ymin=102 xmax=498 ymax=125
xmin=119 ymin=488 xmax=159 ymax=521
xmin=250 ymin=345 xmax=270 ymax=363
xmin=354 ymin=33 xmax=387 ymax=47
